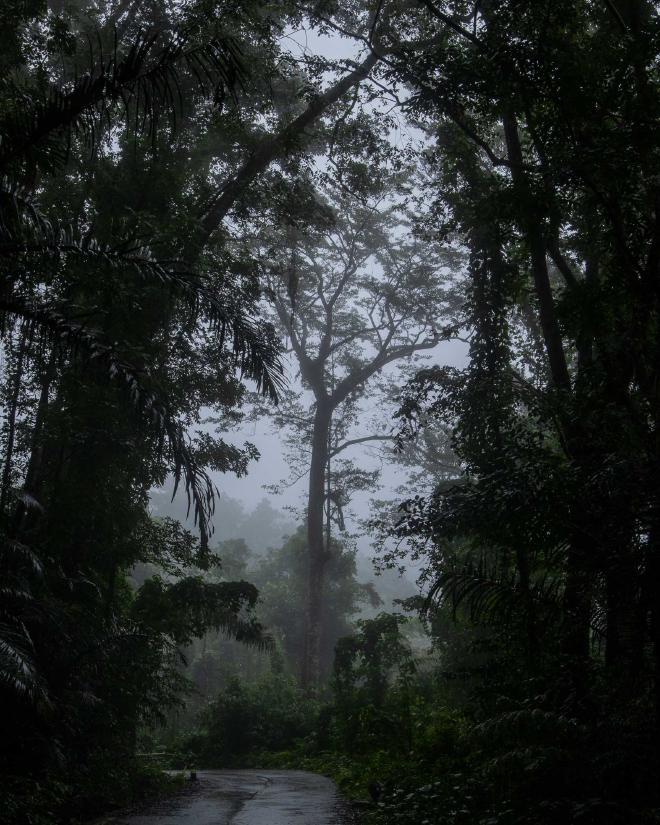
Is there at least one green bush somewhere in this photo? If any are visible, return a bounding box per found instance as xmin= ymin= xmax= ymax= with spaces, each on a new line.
xmin=1 ymin=760 xmax=185 ymax=825
xmin=187 ymin=673 xmax=319 ymax=767
xmin=2 ymin=776 xmax=70 ymax=825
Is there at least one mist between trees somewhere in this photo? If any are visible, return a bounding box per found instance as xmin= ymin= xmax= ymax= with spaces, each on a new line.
xmin=2 ymin=1 xmax=660 ymax=824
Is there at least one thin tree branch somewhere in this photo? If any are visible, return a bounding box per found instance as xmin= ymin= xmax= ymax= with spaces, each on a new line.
xmin=330 ymin=433 xmax=396 ymax=458
xmin=418 ymin=0 xmax=483 ymax=46
xmin=332 ymin=324 xmax=457 ymax=407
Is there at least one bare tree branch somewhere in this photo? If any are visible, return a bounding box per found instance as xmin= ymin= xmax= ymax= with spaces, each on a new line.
xmin=330 ymin=433 xmax=396 ymax=458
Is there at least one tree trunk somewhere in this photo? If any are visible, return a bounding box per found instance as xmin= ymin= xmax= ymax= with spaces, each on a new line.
xmin=646 ymin=404 xmax=660 ymax=754
xmin=301 ymin=399 xmax=332 ymax=692
xmin=502 ymin=112 xmax=598 ymax=679
xmin=0 ymin=328 xmax=27 ymax=513
xmin=502 ymin=112 xmax=571 ymax=393
xmin=647 ymin=523 xmax=660 ymax=764
xmin=12 ymin=347 xmax=57 ymax=538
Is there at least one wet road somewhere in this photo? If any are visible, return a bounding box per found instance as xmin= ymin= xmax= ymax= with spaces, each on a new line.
xmin=106 ymin=770 xmax=350 ymax=825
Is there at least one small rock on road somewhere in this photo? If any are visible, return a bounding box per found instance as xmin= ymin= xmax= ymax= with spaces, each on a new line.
xmin=103 ymin=769 xmax=354 ymax=825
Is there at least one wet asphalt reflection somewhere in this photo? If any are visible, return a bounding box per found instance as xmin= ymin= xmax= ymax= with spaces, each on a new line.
xmin=109 ymin=769 xmax=349 ymax=825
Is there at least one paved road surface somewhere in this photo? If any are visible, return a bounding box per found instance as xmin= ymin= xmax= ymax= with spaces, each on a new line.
xmin=106 ymin=770 xmax=351 ymax=825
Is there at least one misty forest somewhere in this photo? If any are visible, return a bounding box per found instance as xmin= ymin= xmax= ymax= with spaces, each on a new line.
xmin=2 ymin=1 xmax=660 ymax=824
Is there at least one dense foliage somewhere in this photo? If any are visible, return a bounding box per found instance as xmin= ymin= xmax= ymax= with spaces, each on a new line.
xmin=0 ymin=1 xmax=285 ymax=819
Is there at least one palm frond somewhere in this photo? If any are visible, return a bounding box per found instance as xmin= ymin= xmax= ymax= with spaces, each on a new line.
xmin=131 ymin=576 xmax=274 ymax=650
xmin=0 ymin=622 xmax=48 ymax=704
xmin=0 ymin=28 xmax=243 ymax=175
xmin=0 ymin=295 xmax=217 ymax=537
xmin=426 ymin=551 xmax=564 ymax=625
xmin=0 ymin=213 xmax=285 ymax=399
xmin=427 ymin=556 xmax=520 ymax=624
xmin=0 ymin=261 xmax=282 ymax=538
xmin=0 ymin=177 xmax=53 ymax=240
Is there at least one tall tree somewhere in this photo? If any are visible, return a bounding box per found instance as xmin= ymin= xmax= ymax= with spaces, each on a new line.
xmin=252 ymin=167 xmax=459 ymax=688
xmin=350 ymin=0 xmax=660 ymax=716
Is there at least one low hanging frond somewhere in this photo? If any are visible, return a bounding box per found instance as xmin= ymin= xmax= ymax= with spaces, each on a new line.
xmin=0 ymin=233 xmax=283 ymax=537
xmin=0 ymin=178 xmax=54 ymax=242
xmin=131 ymin=576 xmax=274 ymax=651
xmin=0 ymin=296 xmax=218 ymax=537
xmin=426 ymin=555 xmax=520 ymax=624
xmin=0 ymin=211 xmax=285 ymax=400
xmin=0 ymin=620 xmax=48 ymax=706
xmin=426 ymin=550 xmax=564 ymax=626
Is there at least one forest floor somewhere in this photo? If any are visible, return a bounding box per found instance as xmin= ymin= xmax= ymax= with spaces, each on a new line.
xmin=91 ymin=769 xmax=357 ymax=825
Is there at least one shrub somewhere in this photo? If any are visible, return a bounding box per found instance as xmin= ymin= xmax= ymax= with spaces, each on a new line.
xmin=189 ymin=673 xmax=319 ymax=766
